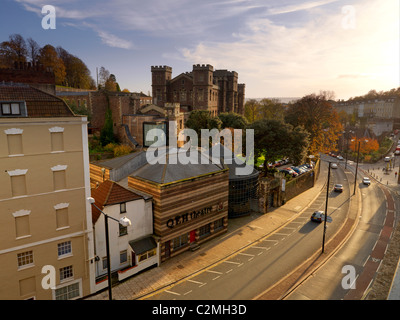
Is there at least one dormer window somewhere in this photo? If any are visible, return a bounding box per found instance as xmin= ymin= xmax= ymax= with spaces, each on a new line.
xmin=0 ymin=102 xmax=27 ymax=117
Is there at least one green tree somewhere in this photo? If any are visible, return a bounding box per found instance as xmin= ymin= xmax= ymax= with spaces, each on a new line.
xmin=218 ymin=112 xmax=248 ymax=129
xmin=185 ymin=110 xmax=222 ymax=136
xmin=100 ymin=107 xmax=115 ymax=146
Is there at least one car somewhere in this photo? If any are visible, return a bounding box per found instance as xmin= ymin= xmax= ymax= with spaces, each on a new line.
xmin=311 ymin=210 xmax=324 ymax=222
xmin=384 ymin=156 xmax=391 ymax=162
xmin=395 ymin=150 xmax=400 ymax=155
xmin=334 ymin=184 xmax=343 ymax=192
xmin=280 ymin=168 xmax=298 ymax=177
xmin=290 ymin=166 xmax=303 ymax=175
xmin=337 ymin=155 xmax=344 ymax=160
xmin=331 ymin=163 xmax=338 ymax=169
xmin=363 ymin=177 xmax=371 ymax=185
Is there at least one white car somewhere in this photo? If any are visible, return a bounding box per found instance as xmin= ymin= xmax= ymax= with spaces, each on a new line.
xmin=337 ymin=156 xmax=344 ymax=160
xmin=363 ymin=177 xmax=371 ymax=185
xmin=331 ymin=163 xmax=338 ymax=168
xmin=384 ymin=156 xmax=391 ymax=162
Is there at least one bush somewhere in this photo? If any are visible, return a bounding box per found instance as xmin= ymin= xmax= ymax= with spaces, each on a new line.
xmin=113 ymin=145 xmax=133 ymax=157
xmin=104 ymin=143 xmax=117 ymax=152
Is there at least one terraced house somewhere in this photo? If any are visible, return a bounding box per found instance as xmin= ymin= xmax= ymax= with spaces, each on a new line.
xmin=0 ymin=82 xmax=95 ymax=299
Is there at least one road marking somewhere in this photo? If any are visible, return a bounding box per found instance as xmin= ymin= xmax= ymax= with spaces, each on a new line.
xmin=206 ymin=269 xmax=222 ymax=274
xmin=165 ymin=290 xmax=180 ymax=296
xmin=238 ymin=252 xmax=254 ymax=257
xmin=212 ymin=276 xmax=220 ymax=280
xmin=252 ymin=246 xmax=270 ymax=250
xmin=184 ymin=290 xmax=192 ymax=296
xmin=224 ymin=260 xmax=242 ymax=265
xmin=187 ymin=279 xmax=206 ymax=286
xmin=226 ymin=269 xmax=233 ymax=274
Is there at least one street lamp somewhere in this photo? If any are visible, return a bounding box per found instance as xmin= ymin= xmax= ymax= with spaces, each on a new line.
xmin=322 ymin=161 xmax=331 ymax=254
xmin=87 ymin=196 xmax=131 ymax=300
xmin=352 ymin=138 xmax=368 ymax=195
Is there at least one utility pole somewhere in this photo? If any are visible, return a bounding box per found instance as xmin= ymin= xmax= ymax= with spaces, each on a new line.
xmin=322 ymin=161 xmax=331 ymax=254
xmin=353 ymin=141 xmax=361 ymax=195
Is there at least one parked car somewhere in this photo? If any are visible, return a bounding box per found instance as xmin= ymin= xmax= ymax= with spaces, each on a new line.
xmin=311 ymin=211 xmax=324 ymax=223
xmin=290 ymin=166 xmax=303 ymax=175
xmin=384 ymin=156 xmax=391 ymax=162
xmin=337 ymin=155 xmax=344 ymax=160
xmin=363 ymin=177 xmax=371 ymax=185
xmin=280 ymin=168 xmax=298 ymax=177
xmin=334 ymin=184 xmax=343 ymax=192
xmin=395 ymin=150 xmax=400 ymax=155
xmin=331 ymin=163 xmax=338 ymax=169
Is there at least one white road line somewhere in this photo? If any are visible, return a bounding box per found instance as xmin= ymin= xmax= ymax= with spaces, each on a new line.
xmin=212 ymin=276 xmax=220 ymax=280
xmin=226 ymin=269 xmax=233 ymax=274
xmin=224 ymin=260 xmax=241 ymax=265
xmin=183 ymin=290 xmax=192 ymax=296
xmin=187 ymin=279 xmax=205 ymax=286
xmin=252 ymin=246 xmax=270 ymax=250
xmin=165 ymin=290 xmax=180 ymax=296
xmin=206 ymin=269 xmax=223 ymax=274
xmin=238 ymin=252 xmax=255 ymax=257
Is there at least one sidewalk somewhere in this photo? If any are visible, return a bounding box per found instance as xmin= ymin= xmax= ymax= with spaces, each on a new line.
xmin=84 ymin=162 xmax=329 ymax=300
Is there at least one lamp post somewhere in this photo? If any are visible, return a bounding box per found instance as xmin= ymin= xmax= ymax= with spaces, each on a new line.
xmin=322 ymin=161 xmax=331 ymax=254
xmin=87 ymin=197 xmax=131 ymax=300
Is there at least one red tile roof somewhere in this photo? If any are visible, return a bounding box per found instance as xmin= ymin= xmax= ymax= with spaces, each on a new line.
xmin=0 ymin=84 xmax=75 ymax=117
xmin=91 ymin=180 xmax=143 ymax=223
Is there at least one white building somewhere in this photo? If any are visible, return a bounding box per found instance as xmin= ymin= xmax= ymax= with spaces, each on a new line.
xmin=90 ymin=180 xmax=158 ymax=292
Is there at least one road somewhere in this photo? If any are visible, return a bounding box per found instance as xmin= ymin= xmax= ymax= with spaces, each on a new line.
xmin=143 ymin=159 xmax=351 ymax=300
xmin=285 ymin=157 xmax=395 ymax=300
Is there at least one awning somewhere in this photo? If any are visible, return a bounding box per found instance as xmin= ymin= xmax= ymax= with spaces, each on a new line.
xmin=129 ymin=236 xmax=157 ymax=255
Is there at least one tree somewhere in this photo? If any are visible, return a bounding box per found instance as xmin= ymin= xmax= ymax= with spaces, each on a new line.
xmin=100 ymin=107 xmax=115 ymax=146
xmin=218 ymin=112 xmax=248 ymax=130
xmin=26 ymin=37 xmax=40 ymax=65
xmin=38 ymin=44 xmax=66 ymax=85
xmin=285 ymin=93 xmax=343 ymax=155
xmin=247 ymin=119 xmax=309 ymax=171
xmin=244 ymin=99 xmax=259 ymax=123
xmin=185 ymin=110 xmax=222 ymax=137
xmin=258 ymin=98 xmax=285 ymax=121
xmin=0 ymin=34 xmax=28 ymax=67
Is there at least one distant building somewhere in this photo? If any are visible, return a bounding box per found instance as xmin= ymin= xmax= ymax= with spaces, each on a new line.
xmin=0 ymin=82 xmax=95 ymax=300
xmin=151 ymin=64 xmax=245 ymax=116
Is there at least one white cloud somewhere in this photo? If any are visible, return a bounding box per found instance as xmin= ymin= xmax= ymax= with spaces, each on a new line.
xmin=177 ymin=0 xmax=399 ymax=99
xmin=96 ymin=30 xmax=134 ymax=50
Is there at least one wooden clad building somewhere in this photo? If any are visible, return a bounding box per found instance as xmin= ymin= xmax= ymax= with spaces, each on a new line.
xmin=128 ymin=149 xmax=229 ymax=262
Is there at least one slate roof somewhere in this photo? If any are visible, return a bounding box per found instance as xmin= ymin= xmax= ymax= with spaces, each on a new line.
xmin=91 ymin=180 xmax=143 ymax=223
xmin=130 ymin=148 xmax=227 ymax=184
xmin=0 ymin=83 xmax=75 ymax=117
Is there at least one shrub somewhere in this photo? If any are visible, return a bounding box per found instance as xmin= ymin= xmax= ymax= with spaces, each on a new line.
xmin=113 ymin=145 xmax=133 ymax=157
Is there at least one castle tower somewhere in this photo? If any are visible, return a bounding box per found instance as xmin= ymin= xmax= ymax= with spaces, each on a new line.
xmin=192 ymin=64 xmax=214 ymax=111
xmin=151 ymin=65 xmax=172 ymax=108
xmin=238 ymin=84 xmax=245 ymax=115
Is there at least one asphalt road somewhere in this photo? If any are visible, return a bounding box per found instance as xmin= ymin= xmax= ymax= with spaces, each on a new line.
xmin=285 ymin=158 xmax=391 ymax=300
xmin=144 ymin=161 xmax=351 ymax=300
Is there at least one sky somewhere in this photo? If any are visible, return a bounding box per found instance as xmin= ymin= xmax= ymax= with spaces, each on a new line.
xmin=0 ymin=0 xmax=399 ymax=101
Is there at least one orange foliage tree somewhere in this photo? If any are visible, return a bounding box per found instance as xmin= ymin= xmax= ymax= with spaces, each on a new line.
xmin=349 ymin=137 xmax=379 ymax=154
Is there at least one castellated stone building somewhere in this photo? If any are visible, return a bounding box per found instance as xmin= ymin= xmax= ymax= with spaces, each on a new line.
xmin=151 ymin=64 xmax=246 ymax=116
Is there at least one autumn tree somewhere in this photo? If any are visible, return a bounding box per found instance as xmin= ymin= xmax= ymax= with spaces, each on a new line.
xmin=0 ymin=34 xmax=28 ymax=67
xmin=285 ymin=93 xmax=343 ymax=155
xmin=349 ymin=137 xmax=379 ymax=154
xmin=26 ymin=38 xmax=40 ymax=65
xmin=38 ymin=44 xmax=66 ymax=85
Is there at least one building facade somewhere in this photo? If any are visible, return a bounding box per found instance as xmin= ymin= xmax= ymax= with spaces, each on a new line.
xmin=128 ymin=149 xmax=229 ymax=262
xmin=90 ymin=180 xmax=157 ymax=291
xmin=151 ymin=64 xmax=246 ymax=116
xmin=0 ymin=83 xmax=95 ymax=299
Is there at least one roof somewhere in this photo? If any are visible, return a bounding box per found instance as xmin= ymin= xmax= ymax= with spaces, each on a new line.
xmin=130 ymin=147 xmax=226 ymax=184
xmin=129 ymin=236 xmax=157 ymax=254
xmin=0 ymin=83 xmax=75 ymax=117
xmin=91 ymin=180 xmax=143 ymax=223
xmin=91 ymin=152 xmax=143 ymax=170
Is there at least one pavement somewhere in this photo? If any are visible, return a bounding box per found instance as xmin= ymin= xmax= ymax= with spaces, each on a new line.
xmin=83 ymin=157 xmax=400 ymax=301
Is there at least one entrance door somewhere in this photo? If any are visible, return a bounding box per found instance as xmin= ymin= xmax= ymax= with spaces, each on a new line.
xmin=131 ymin=251 xmax=136 ymax=266
xmin=190 ymin=230 xmax=196 ymax=243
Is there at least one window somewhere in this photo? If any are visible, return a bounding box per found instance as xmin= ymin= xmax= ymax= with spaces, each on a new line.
xmin=172 ymin=234 xmax=187 ymax=250
xmin=17 ymin=251 xmax=34 ymax=268
xmin=55 ymin=282 xmax=80 ymax=300
xmin=60 ymin=265 xmax=73 ymax=281
xmin=199 ymin=224 xmax=211 ymax=238
xmin=120 ymin=250 xmax=127 ymax=264
xmin=102 ymin=257 xmax=108 ymax=270
xmin=51 ymin=132 xmax=64 ymax=152
xmin=120 ymin=202 xmax=126 ymax=213
xmin=58 ymin=241 xmax=72 ymax=257
xmin=214 ymin=218 xmax=224 ymax=231
xmin=119 ymin=223 xmax=128 ymax=236
xmin=138 ymin=249 xmax=157 ymax=263
xmin=1 ymin=102 xmax=21 ymax=115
